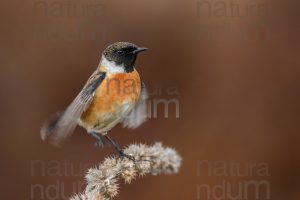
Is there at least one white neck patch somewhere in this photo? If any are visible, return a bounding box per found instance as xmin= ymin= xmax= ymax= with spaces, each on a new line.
xmin=100 ymin=57 xmax=125 ymax=74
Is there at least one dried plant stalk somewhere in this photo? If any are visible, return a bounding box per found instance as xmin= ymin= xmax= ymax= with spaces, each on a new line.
xmin=70 ymin=142 xmax=182 ymax=200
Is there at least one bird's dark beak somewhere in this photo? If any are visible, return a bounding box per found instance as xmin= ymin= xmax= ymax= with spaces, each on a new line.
xmin=132 ymin=47 xmax=148 ymax=54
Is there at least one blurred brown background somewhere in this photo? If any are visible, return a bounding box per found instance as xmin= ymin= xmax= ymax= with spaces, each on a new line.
xmin=0 ymin=0 xmax=300 ymax=199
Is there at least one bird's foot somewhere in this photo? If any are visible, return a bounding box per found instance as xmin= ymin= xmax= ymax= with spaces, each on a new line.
xmin=118 ymin=150 xmax=136 ymax=162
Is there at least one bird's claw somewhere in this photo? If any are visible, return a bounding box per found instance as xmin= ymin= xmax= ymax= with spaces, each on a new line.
xmin=118 ymin=150 xmax=135 ymax=162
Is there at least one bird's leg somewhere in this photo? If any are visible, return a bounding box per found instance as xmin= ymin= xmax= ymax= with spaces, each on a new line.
xmin=89 ymin=132 xmax=108 ymax=147
xmin=104 ymin=135 xmax=135 ymax=162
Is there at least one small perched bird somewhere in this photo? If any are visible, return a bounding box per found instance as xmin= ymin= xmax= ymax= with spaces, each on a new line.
xmin=41 ymin=42 xmax=148 ymax=159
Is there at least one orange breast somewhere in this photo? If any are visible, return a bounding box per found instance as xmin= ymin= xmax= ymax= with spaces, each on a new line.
xmin=80 ymin=69 xmax=141 ymax=132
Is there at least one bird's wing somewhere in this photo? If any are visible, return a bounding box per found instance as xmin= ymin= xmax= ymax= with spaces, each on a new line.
xmin=122 ymin=82 xmax=148 ymax=129
xmin=40 ymin=70 xmax=106 ymax=146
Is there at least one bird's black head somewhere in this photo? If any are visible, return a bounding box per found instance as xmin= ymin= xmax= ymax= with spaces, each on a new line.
xmin=102 ymin=42 xmax=147 ymax=73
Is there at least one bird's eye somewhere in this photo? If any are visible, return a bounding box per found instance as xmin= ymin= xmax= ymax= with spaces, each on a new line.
xmin=116 ymin=50 xmax=124 ymax=55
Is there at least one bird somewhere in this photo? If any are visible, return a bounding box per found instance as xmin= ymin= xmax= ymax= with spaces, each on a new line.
xmin=40 ymin=42 xmax=148 ymax=159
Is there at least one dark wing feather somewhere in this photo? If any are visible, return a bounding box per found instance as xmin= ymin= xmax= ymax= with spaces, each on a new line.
xmin=40 ymin=71 xmax=106 ymax=146
xmin=122 ymin=82 xmax=148 ymax=129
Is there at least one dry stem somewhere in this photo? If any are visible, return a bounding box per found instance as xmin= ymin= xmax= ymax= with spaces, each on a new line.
xmin=70 ymin=142 xmax=182 ymax=200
